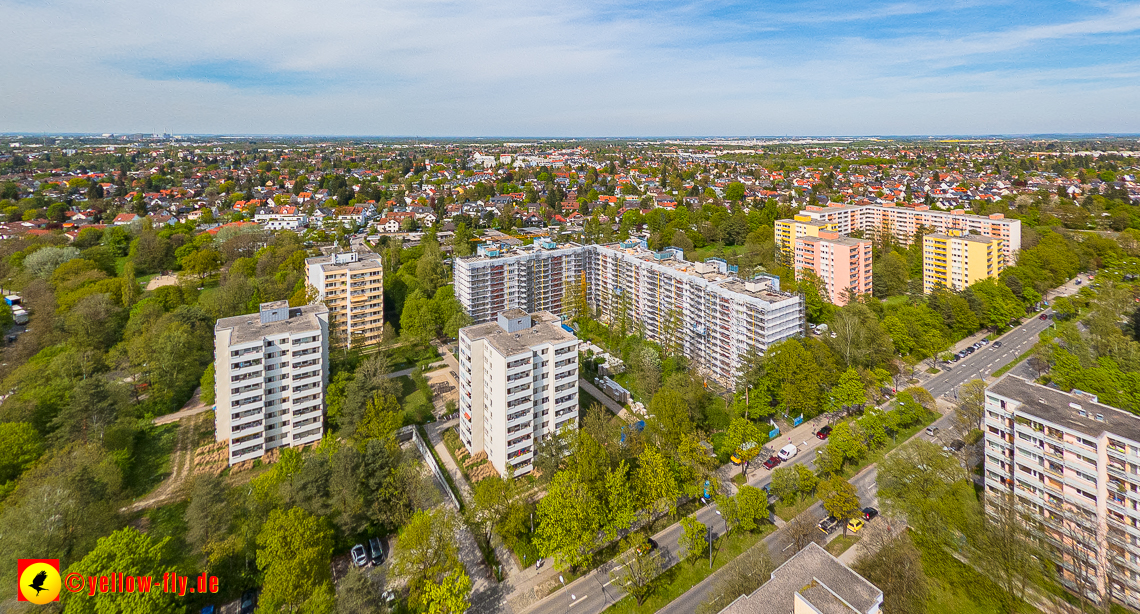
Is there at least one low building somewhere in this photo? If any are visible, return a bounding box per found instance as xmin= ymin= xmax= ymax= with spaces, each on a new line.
xmin=922 ymin=231 xmax=1004 ymax=293
xmin=719 ymin=542 xmax=882 ymax=614
xmin=457 ymin=310 xmax=578 ymax=477
xmin=214 ymin=301 xmax=329 ymax=465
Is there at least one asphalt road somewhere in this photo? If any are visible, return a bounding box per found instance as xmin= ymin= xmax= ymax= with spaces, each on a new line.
xmin=924 ymin=277 xmax=1082 ymax=400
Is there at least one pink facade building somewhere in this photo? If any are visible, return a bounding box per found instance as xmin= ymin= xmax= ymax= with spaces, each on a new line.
xmin=794 ymin=231 xmax=873 ymax=306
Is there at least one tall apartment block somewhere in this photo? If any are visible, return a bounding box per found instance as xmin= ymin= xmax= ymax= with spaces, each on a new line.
xmin=774 ymin=215 xmax=839 ymax=266
xmin=305 ymin=251 xmax=384 ymax=347
xmin=214 ymin=301 xmax=329 ymax=465
xmin=921 ymin=231 xmax=1004 ymax=293
xmin=454 ymin=239 xmax=804 ymax=389
xmin=457 ymin=310 xmax=578 ymax=477
xmin=793 ymin=230 xmax=873 ymax=306
xmin=984 ymin=375 xmax=1140 ymax=609
xmin=776 ymin=202 xmax=1021 ymax=263
xmin=453 ymin=239 xmax=589 ymax=324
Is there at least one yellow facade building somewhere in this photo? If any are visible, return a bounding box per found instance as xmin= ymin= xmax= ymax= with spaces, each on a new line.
xmin=922 ymin=231 xmax=1004 ymax=293
xmin=305 ymin=252 xmax=385 ymax=347
xmin=774 ymin=215 xmax=838 ymax=265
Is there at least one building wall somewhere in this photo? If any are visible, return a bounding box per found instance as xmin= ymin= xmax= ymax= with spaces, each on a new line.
xmin=306 ymin=256 xmax=384 ymax=347
xmin=214 ymin=308 xmax=329 ymax=465
xmin=922 ymin=234 xmax=1003 ymax=293
xmin=794 ymin=236 xmax=872 ymax=306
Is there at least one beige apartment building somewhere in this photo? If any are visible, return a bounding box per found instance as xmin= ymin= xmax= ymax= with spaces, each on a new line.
xmin=922 ymin=231 xmax=1004 ymax=293
xmin=305 ymin=251 xmax=384 ymax=347
xmin=984 ymin=375 xmax=1140 ymax=608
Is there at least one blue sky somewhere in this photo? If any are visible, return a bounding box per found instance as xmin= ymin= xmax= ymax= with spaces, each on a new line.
xmin=1 ymin=0 xmax=1138 ymax=136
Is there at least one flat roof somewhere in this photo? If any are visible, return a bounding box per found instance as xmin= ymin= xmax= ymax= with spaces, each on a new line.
xmin=989 ymin=375 xmax=1140 ymax=444
xmin=925 ymin=233 xmax=1002 ymax=244
xmin=797 ymin=235 xmax=871 ymax=247
xmin=216 ymin=303 xmax=328 ymax=345
xmin=461 ymin=311 xmax=576 ymax=356
xmin=305 ymin=253 xmax=383 ymax=271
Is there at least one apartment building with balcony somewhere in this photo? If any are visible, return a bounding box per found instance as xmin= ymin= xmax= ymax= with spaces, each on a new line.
xmin=457 ymin=310 xmax=578 ymax=477
xmin=454 ymin=239 xmax=804 ymax=389
xmin=793 ymin=230 xmax=872 ymax=306
xmin=305 ymin=251 xmax=384 ymax=347
xmin=922 ymin=231 xmax=1004 ymax=293
xmin=214 ymin=301 xmax=329 ymax=465
xmin=983 ymin=375 xmax=1140 ymax=609
xmin=453 ymin=239 xmax=589 ymax=324
xmin=774 ymin=215 xmax=838 ymax=266
xmin=778 ymin=202 xmax=1020 ymax=262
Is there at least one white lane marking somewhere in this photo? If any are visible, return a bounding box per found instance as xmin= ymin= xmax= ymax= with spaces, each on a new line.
xmin=569 ymin=595 xmax=589 ymax=607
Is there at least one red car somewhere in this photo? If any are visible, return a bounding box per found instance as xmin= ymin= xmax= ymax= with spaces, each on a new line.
xmin=816 ymin=425 xmax=832 ymax=440
xmin=763 ymin=455 xmax=781 ymax=470
xmin=1039 ymin=314 xmax=1048 ymax=320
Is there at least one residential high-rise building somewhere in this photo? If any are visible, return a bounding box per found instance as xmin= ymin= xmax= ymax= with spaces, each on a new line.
xmin=718 ymin=542 xmax=882 ymax=614
xmin=305 ymin=251 xmax=384 ymax=347
xmin=453 ymin=239 xmax=589 ymax=324
xmin=457 ymin=310 xmax=578 ymax=477
xmin=776 ymin=202 xmax=1021 ymax=263
xmin=984 ymin=375 xmax=1140 ymax=609
xmin=793 ymin=230 xmax=873 ymax=306
xmin=775 ymin=215 xmax=839 ymax=266
xmin=454 ymin=239 xmax=805 ymax=389
xmin=922 ymin=231 xmax=1004 ymax=293
xmin=214 ymin=301 xmax=329 ymax=465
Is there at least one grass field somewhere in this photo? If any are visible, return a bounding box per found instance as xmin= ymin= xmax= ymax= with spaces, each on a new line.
xmin=123 ymin=423 xmax=178 ymax=497
xmin=825 ymin=534 xmax=859 ymax=556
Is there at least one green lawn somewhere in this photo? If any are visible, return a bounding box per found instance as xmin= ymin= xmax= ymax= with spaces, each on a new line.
xmin=992 ymin=349 xmax=1034 ymax=378
xmin=393 ymin=375 xmax=435 ymax=424
xmin=602 ymin=525 xmax=775 ymax=614
xmin=688 ymin=244 xmax=745 ymax=263
xmin=387 ymin=342 xmax=440 ymax=371
xmin=123 ymin=423 xmax=178 ymax=498
xmin=825 ymin=534 xmax=859 ymax=557
xmin=917 ymin=537 xmax=1043 ymax=614
xmin=774 ymin=495 xmax=817 ymax=523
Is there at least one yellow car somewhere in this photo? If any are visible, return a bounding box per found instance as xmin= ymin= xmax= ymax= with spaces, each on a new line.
xmin=847 ymin=518 xmax=865 ymax=533
xmin=730 ymin=453 xmax=742 ymax=465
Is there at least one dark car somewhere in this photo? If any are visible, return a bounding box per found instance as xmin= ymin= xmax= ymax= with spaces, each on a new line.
xmin=763 ymin=455 xmax=781 ymax=470
xmin=816 ymin=425 xmax=832 ymax=440
xmin=993 ymin=341 xmax=1002 ymax=348
xmin=965 ymin=346 xmax=975 ymax=355
xmin=1039 ymin=314 xmax=1048 ymax=320
xmin=947 ymin=439 xmax=966 ymax=452
xmin=240 ymin=590 xmax=257 ymax=614
xmin=368 ymin=537 xmax=386 ymax=565
xmin=818 ymin=516 xmax=840 ymax=534
xmin=351 ymin=544 xmax=369 ymax=568
xmin=636 ymin=537 xmax=658 ymax=555
xmin=862 ymin=507 xmax=879 ymax=521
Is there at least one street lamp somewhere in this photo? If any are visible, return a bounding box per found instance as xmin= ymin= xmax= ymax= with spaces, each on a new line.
xmin=707 ymin=525 xmax=713 ymax=569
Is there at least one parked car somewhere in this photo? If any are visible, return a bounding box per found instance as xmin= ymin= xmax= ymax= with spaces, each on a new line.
xmin=636 ymin=537 xmax=658 ymax=555
xmin=351 ymin=544 xmax=369 ymax=568
xmin=818 ymin=516 xmax=840 ymax=534
xmin=240 ymin=590 xmax=257 ymax=614
xmin=862 ymin=507 xmax=879 ymax=521
xmin=368 ymin=537 xmax=386 ymax=565
xmin=777 ymin=443 xmax=799 ymax=461
xmin=1039 ymin=313 xmax=1049 ymax=320
xmin=980 ymin=338 xmax=989 ymax=345
xmin=925 ymin=426 xmax=939 ymax=437
xmin=763 ymin=455 xmax=781 ymax=470
xmin=816 ymin=425 xmax=832 ymax=440
xmin=847 ymin=518 xmax=866 ymax=533
xmin=946 ymin=439 xmax=966 ymax=452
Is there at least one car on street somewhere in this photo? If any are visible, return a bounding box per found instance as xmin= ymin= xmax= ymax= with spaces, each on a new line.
xmin=862 ymin=507 xmax=879 ymax=521
xmin=1039 ymin=313 xmax=1049 ymax=320
xmin=925 ymin=426 xmax=939 ymax=437
xmin=847 ymin=518 xmax=866 ymax=533
xmin=946 ymin=439 xmax=966 ymax=452
xmin=350 ymin=544 xmax=369 ymax=568
xmin=993 ymin=341 xmax=1002 ymax=348
xmin=777 ymin=443 xmax=799 ymax=461
xmin=763 ymin=455 xmax=781 ymax=470
xmin=636 ymin=537 xmax=658 ymax=555
xmin=816 ymin=425 xmax=832 ymax=439
xmin=818 ymin=516 xmax=840 ymax=534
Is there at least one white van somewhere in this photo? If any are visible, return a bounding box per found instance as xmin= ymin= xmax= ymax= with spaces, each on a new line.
xmin=778 ymin=443 xmax=798 ymax=461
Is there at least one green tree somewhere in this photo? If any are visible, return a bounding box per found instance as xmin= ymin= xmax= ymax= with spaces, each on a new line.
xmin=873 ymin=251 xmax=909 ymax=298
xmin=423 ymin=569 xmax=472 ymax=614
xmin=824 ymin=421 xmax=867 ymax=471
xmin=608 ymin=533 xmax=665 ymax=606
xmin=954 ymin=379 xmax=987 ymax=434
xmin=635 ymin=446 xmax=680 ymax=518
xmin=0 ymin=422 xmax=42 ymax=484
xmin=724 ymin=182 xmax=747 ymax=202
xmin=875 ymin=440 xmax=966 ymax=536
xmin=391 ymin=508 xmax=463 ymax=608
xmin=256 ymin=507 xmax=336 ymax=613
xmin=852 ymin=530 xmax=928 ymax=614
xmin=768 ymin=466 xmax=800 ymax=504
xmin=185 ymin=474 xmax=232 ymax=556
xmin=199 ymin=364 xmax=215 ymax=405
xmin=63 ymin=527 xmax=181 ymax=614
xmin=355 ymin=393 xmax=402 ymax=442
xmin=604 ymin=461 xmax=637 ymax=539
xmin=467 ymin=473 xmax=518 ymax=547
xmin=535 ymin=471 xmax=603 ymax=570
xmin=794 ymin=464 xmax=818 ymax=499
xmin=734 ymin=485 xmax=769 ymax=532
xmin=678 ymin=516 xmax=708 ymax=563
xmin=819 ymin=476 xmax=861 ymax=534
xmin=180 ymin=249 xmax=223 ymax=279
xmin=121 ymin=261 xmax=141 ymax=308
xmin=834 ymin=367 xmax=867 ymax=410
xmin=335 ymin=566 xmax=384 ymax=614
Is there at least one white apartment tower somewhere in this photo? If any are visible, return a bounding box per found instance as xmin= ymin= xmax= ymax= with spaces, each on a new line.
xmin=458 ymin=310 xmax=579 ymax=477
xmin=984 ymin=375 xmax=1140 ymax=608
xmin=453 ymin=239 xmax=589 ymax=324
xmin=214 ymin=301 xmax=330 ymax=465
xmin=305 ymin=251 xmax=384 ymax=347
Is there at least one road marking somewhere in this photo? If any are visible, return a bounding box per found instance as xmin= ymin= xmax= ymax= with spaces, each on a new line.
xmin=569 ymin=595 xmax=589 ymax=607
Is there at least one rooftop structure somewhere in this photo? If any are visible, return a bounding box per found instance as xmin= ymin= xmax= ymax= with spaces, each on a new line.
xmin=720 ymin=542 xmax=882 ymax=614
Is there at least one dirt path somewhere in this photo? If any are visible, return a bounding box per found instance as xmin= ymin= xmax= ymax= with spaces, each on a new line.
xmin=122 ymin=413 xmax=203 ymax=513
xmin=154 ymin=387 xmax=211 ymax=425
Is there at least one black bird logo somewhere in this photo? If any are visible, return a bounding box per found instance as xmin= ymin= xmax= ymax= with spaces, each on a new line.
xmin=28 ymin=570 xmax=49 ymax=596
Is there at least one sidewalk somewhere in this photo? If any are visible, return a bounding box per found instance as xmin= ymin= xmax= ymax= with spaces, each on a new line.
xmin=579 ymin=378 xmax=636 ymax=422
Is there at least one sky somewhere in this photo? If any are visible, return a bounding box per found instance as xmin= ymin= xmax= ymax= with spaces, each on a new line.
xmin=2 ymin=0 xmax=1139 ymax=136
